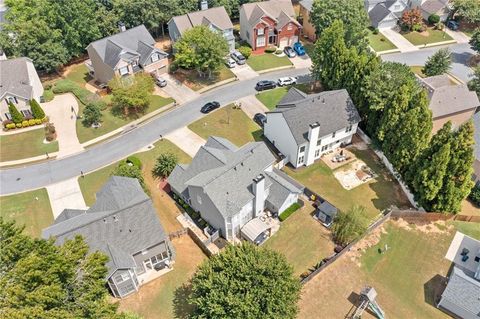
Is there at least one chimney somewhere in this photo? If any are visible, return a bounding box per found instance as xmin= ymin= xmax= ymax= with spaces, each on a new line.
xmin=118 ymin=22 xmax=126 ymax=32
xmin=200 ymin=0 xmax=208 ymax=10
xmin=308 ymin=122 xmax=320 ymax=142
xmin=252 ymin=174 xmax=265 ymax=217
xmin=305 ymin=122 xmax=320 ymax=166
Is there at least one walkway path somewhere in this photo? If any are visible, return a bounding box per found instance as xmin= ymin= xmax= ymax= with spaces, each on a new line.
xmin=165 ymin=127 xmax=206 ymax=157
xmin=238 ymin=95 xmax=269 ymax=118
xmin=46 ymin=177 xmax=87 ymax=218
xmin=380 ymin=28 xmax=419 ymax=53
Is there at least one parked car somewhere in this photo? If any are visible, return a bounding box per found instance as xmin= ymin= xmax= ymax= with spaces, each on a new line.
xmin=277 ymin=76 xmax=297 ymax=86
xmin=253 ymin=113 xmax=267 ymax=127
xmin=225 ymin=58 xmax=236 ymax=68
xmin=283 ymin=46 xmax=296 ymax=58
xmin=255 ymin=80 xmax=276 ymax=91
xmin=293 ymin=42 xmax=306 ymax=56
xmin=154 ymin=77 xmax=167 ymax=88
xmin=446 ymin=20 xmax=459 ymax=31
xmin=231 ymin=51 xmax=246 ymax=65
xmin=200 ymin=101 xmax=220 ymax=113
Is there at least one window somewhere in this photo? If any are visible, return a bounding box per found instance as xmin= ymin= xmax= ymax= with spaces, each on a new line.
xmin=256 ymin=36 xmax=266 ymax=47
xmin=321 ymin=145 xmax=328 ymax=152
xmin=287 ymin=23 xmax=292 ymax=30
xmin=299 ymin=146 xmax=305 ymax=153
xmin=316 ymin=139 xmax=321 ymax=146
xmin=314 ymin=149 xmax=320 ymax=157
xmin=135 ymin=264 xmax=146 ymax=275
xmin=7 ymin=96 xmax=17 ymax=104
xmin=151 ymin=54 xmax=159 ymax=62
xmin=257 ymin=28 xmax=264 ymax=36
xmin=332 ymin=131 xmax=336 ymax=138
xmin=246 ymin=31 xmax=250 ymax=39
xmin=119 ymin=283 xmax=136 ymax=296
xmin=345 ymin=125 xmax=353 ymax=133
xmin=119 ymin=66 xmax=129 ymax=76
xmin=114 ymin=272 xmax=130 ymax=284
xmin=150 ymin=251 xmax=169 ymax=265
xmin=298 ymin=156 xmax=304 ymax=164
xmin=21 ymin=109 xmax=32 ymax=117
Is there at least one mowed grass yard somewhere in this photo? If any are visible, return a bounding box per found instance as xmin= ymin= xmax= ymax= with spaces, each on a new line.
xmin=264 ymin=201 xmax=335 ymax=277
xmin=247 ymin=53 xmax=293 ymax=72
xmin=188 ymin=104 xmax=262 ymax=147
xmin=172 ymin=64 xmax=236 ymax=91
xmin=256 ymin=87 xmax=289 ymax=110
xmin=367 ymin=29 xmax=397 ymax=52
xmin=0 ymin=128 xmax=59 ymax=162
xmin=299 ymin=221 xmax=455 ymax=319
xmin=0 ymin=188 xmax=53 ymax=237
xmin=284 ymin=146 xmax=412 ymax=219
xmin=402 ymin=27 xmax=453 ymax=46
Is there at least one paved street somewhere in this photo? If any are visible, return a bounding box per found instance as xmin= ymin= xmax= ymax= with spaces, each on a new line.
xmin=382 ymin=43 xmax=475 ymax=82
xmin=0 ymin=67 xmax=309 ymax=195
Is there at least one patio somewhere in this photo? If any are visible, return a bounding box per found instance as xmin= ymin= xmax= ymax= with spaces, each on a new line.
xmin=321 ymin=148 xmax=356 ymax=170
xmin=241 ymin=212 xmax=281 ymax=245
xmin=333 ymin=159 xmax=378 ymax=190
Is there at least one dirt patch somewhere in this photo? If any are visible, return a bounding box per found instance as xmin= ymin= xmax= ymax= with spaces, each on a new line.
xmin=347 ymin=225 xmax=387 ymax=265
xmin=333 ymin=159 xmax=377 ymax=190
xmin=393 ymin=218 xmax=453 ymax=234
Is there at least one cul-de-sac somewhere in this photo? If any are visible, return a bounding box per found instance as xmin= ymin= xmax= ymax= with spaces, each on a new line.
xmin=0 ymin=0 xmax=479 ymax=318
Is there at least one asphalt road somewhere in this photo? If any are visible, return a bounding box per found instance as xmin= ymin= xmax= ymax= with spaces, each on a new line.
xmin=0 ymin=67 xmax=310 ymax=195
xmin=381 ymin=43 xmax=475 ymax=82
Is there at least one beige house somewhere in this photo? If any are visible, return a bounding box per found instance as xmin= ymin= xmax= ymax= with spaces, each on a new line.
xmin=299 ymin=0 xmax=316 ymax=41
xmin=0 ymin=57 xmax=44 ymax=122
xmin=86 ymin=25 xmax=168 ymax=85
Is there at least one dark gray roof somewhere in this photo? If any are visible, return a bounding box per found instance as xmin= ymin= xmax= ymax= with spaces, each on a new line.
xmin=368 ymin=3 xmax=393 ymax=27
xmin=87 ymin=25 xmax=167 ymax=68
xmin=265 ymin=168 xmax=303 ymax=209
xmin=439 ymin=266 xmax=480 ymax=318
xmin=42 ymin=176 xmax=169 ymax=278
xmin=318 ymin=201 xmax=338 ymax=217
xmin=474 ymin=111 xmax=480 ymax=161
xmin=421 ymin=0 xmax=449 ymax=15
xmin=170 ymin=6 xmax=233 ymax=36
xmin=278 ymin=87 xmax=308 ymax=104
xmin=0 ymin=57 xmax=34 ymax=100
xmin=269 ymin=88 xmax=361 ymax=145
xmin=54 ymin=209 xmax=86 ymax=224
xmin=299 ymin=0 xmax=314 ymax=12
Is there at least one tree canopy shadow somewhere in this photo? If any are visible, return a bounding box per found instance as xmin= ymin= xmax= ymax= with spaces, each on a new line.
xmin=173 ymin=282 xmax=195 ymax=319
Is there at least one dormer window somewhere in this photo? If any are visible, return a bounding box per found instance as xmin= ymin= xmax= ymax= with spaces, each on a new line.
xmin=151 ymin=54 xmax=159 ymax=62
xmin=257 ymin=28 xmax=265 ymax=36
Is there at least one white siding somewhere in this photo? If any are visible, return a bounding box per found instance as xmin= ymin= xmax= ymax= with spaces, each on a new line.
xmin=278 ymin=193 xmax=299 ymax=214
xmin=26 ymin=60 xmax=44 ymax=101
xmin=264 ymin=113 xmax=299 ymax=166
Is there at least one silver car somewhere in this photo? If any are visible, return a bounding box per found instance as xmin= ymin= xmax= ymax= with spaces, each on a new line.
xmin=231 ymin=51 xmax=246 ymax=65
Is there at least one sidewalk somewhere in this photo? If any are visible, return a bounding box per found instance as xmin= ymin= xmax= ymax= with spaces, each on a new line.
xmin=380 ymin=28 xmax=419 ymax=53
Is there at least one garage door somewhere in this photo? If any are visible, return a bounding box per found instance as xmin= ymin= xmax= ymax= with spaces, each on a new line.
xmin=279 ymin=37 xmax=288 ymax=48
xmin=378 ymin=18 xmax=397 ymax=29
xmin=289 ymin=36 xmax=298 ymax=45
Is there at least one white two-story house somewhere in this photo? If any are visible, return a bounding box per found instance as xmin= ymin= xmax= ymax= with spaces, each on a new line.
xmin=168 ymin=3 xmax=235 ymax=52
xmin=264 ymin=88 xmax=361 ymax=168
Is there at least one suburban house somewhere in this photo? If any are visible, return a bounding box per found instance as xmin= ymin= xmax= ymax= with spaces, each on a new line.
xmin=239 ymin=0 xmax=301 ymax=53
xmin=298 ymin=0 xmax=316 ymax=41
xmin=0 ymin=57 xmax=44 ymax=122
xmin=411 ymin=0 xmax=451 ymax=21
xmin=42 ymin=176 xmax=175 ymax=299
xmin=168 ymin=3 xmax=235 ymax=52
xmin=264 ymin=88 xmax=361 ymax=168
xmin=438 ymin=231 xmax=480 ymax=318
xmin=365 ymin=0 xmax=409 ymax=29
xmin=474 ymin=111 xmax=480 ymax=185
xmin=418 ymin=74 xmax=479 ymax=133
xmin=169 ymin=136 xmax=303 ymax=243
xmin=85 ymin=24 xmax=169 ymax=85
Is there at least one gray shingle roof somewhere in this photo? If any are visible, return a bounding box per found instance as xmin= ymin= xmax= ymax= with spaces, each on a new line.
xmin=318 ymin=201 xmax=338 ymax=217
xmin=368 ymin=3 xmax=394 ymax=27
xmin=421 ymin=0 xmax=449 ymax=15
xmin=299 ymin=0 xmax=314 ymax=12
xmin=269 ymin=88 xmax=361 ymax=145
xmin=242 ymin=0 xmax=299 ymax=27
xmin=170 ymin=6 xmax=233 ymax=36
xmin=439 ymin=266 xmax=480 ymax=318
xmin=87 ymin=25 xmax=167 ymax=68
xmin=265 ymin=168 xmax=303 ymax=209
xmin=0 ymin=57 xmax=34 ymax=100
xmin=474 ymin=111 xmax=480 ymax=161
xmin=42 ymin=176 xmax=169 ymax=278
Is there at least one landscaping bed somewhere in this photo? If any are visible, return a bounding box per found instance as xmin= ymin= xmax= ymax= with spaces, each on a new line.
xmin=171 ymin=64 xmax=235 ymax=91
xmin=367 ymin=29 xmax=397 ymax=52
xmin=402 ymin=27 xmax=453 ymax=46
xmin=246 ymin=53 xmax=293 ymax=72
xmin=188 ymin=103 xmax=262 ymax=147
xmin=0 ymin=128 xmax=59 ymax=162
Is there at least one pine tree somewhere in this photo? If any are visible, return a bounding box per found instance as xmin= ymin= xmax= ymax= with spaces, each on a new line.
xmin=422 ymin=48 xmax=452 ymax=77
xmin=30 ymin=99 xmax=46 ymax=119
xmin=8 ymin=102 xmax=24 ymax=123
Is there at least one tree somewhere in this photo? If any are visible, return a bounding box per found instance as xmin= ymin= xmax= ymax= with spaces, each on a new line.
xmin=469 ymin=184 xmax=480 ymax=206
xmin=428 ymin=14 xmax=440 ymax=25
xmin=152 ymin=153 xmax=178 ymax=179
xmin=451 ymin=0 xmax=480 ymax=23
xmin=401 ymin=8 xmax=424 ymax=31
xmin=331 ymin=206 xmax=369 ymax=246
xmin=8 ymin=102 xmax=24 ymax=124
xmin=309 ymin=0 xmax=369 ymax=49
xmin=174 ymin=25 xmax=229 ymax=78
xmin=207 ymin=0 xmax=259 ymax=20
xmin=0 ymin=218 xmax=132 ymax=319
xmin=109 ymin=73 xmax=154 ymax=116
xmin=82 ymin=102 xmax=103 ymax=127
xmin=470 ymin=28 xmax=480 ymax=54
xmin=422 ymin=48 xmax=452 ymax=76
xmin=468 ymin=65 xmax=480 ymax=97
xmin=112 ymin=161 xmax=148 ymax=193
xmin=188 ymin=243 xmax=301 ymax=319
xmin=30 ymin=99 xmax=46 ymax=119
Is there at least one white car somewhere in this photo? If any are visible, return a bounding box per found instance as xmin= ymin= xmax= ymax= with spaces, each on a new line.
xmin=277 ymin=76 xmax=297 ymax=86
xmin=225 ymin=58 xmax=236 ymax=68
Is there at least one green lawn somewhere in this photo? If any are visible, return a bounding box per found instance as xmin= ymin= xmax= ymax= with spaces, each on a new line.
xmin=449 ymin=221 xmax=480 ymax=240
xmin=284 ymin=148 xmax=411 ymax=219
xmin=255 ymin=87 xmax=289 ymax=110
xmin=65 ymin=64 xmax=91 ymax=85
xmin=76 ymin=95 xmax=174 ymax=144
xmin=402 ymin=28 xmax=453 ymax=46
xmin=367 ymin=29 xmax=397 ymax=52
xmin=0 ymin=188 xmax=53 ymax=237
xmin=247 ymin=53 xmax=293 ymax=72
xmin=188 ymin=104 xmax=262 ymax=147
xmin=173 ymin=64 xmax=235 ymax=91
xmin=264 ymin=202 xmax=335 ymax=276
xmin=0 ymin=128 xmax=59 ymax=162
xmin=410 ymin=65 xmax=427 ymax=77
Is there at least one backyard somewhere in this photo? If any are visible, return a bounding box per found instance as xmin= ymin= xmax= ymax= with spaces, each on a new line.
xmin=284 ymin=145 xmax=412 ymax=219
xmin=188 ymin=104 xmax=262 ymax=147
xmin=402 ymin=27 xmax=453 ymax=46
xmin=0 ymin=128 xmax=58 ymax=162
xmin=0 ymin=188 xmax=53 ymax=237
xmin=367 ymin=29 xmax=397 ymax=52
xmin=247 ymin=53 xmax=293 ymax=72
xmin=264 ymin=201 xmax=335 ymax=277
xmin=172 ymin=64 xmax=236 ymax=91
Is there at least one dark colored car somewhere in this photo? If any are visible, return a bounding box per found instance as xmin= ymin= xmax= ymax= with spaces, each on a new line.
xmin=447 ymin=20 xmax=459 ymax=31
xmin=200 ymin=101 xmax=220 ymax=113
xmin=253 ymin=113 xmax=267 ymax=127
xmin=283 ymin=46 xmax=296 ymax=58
xmin=255 ymin=80 xmax=276 ymax=91
xmin=293 ymin=42 xmax=306 ymax=56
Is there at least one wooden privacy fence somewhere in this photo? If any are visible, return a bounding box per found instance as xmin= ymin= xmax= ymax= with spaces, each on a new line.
xmin=390 ymin=210 xmax=480 ymax=223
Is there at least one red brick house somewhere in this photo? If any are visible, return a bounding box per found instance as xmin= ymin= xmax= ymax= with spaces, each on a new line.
xmin=239 ymin=0 xmax=301 ymax=54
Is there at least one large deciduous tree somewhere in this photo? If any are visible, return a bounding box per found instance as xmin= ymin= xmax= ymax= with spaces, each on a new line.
xmin=451 ymin=0 xmax=480 ymax=23
xmin=309 ymin=0 xmax=369 ymax=49
xmin=109 ymin=73 xmax=154 ymax=116
xmin=112 ymin=161 xmax=148 ymax=194
xmin=173 ymin=25 xmax=229 ymax=78
xmin=188 ymin=243 xmax=301 ymax=319
xmin=400 ymin=7 xmax=424 ymax=31
xmin=422 ymin=48 xmax=452 ymax=76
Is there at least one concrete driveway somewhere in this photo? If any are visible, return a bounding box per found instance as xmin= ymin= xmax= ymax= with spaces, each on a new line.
xmin=380 ymin=28 xmax=419 ymax=53
xmin=230 ymin=64 xmax=259 ymax=80
xmin=444 ymin=29 xmax=471 ymax=44
xmin=238 ymin=95 xmax=269 ymax=118
xmin=291 ymin=54 xmax=312 ymax=69
xmin=46 ymin=177 xmax=87 ymax=218
xmin=165 ymin=127 xmax=206 ymax=157
xmin=157 ymin=74 xmax=199 ymax=104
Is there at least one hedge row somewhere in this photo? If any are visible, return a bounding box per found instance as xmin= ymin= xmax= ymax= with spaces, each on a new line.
xmin=53 ymin=79 xmax=106 ymax=109
xmin=4 ymin=118 xmax=47 ymax=130
xmin=279 ymin=202 xmax=302 ymax=222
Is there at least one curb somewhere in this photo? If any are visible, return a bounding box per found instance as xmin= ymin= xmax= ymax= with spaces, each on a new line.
xmin=257 ymin=65 xmax=295 ymax=74
xmin=196 ymin=77 xmax=238 ymax=94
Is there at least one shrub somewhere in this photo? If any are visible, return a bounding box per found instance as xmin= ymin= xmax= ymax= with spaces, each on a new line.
xmin=265 ymin=46 xmax=276 ymax=53
xmin=30 ymin=99 xmax=46 ymax=119
xmin=44 ymin=122 xmax=56 ymax=141
xmin=6 ymin=123 xmax=16 ymax=129
xmin=2 ymin=119 xmax=13 ymax=127
xmin=16 ymin=123 xmax=22 ymax=128
xmin=126 ymin=156 xmax=142 ymax=169
xmin=42 ymin=117 xmax=49 ymax=123
xmin=238 ymin=46 xmax=252 ymax=59
xmin=469 ymin=184 xmax=480 ymax=206
xmin=275 ymin=49 xmax=283 ymax=54
xmin=21 ymin=120 xmax=29 ymax=127
xmin=279 ymin=202 xmax=301 ymax=221
xmin=35 ymin=119 xmax=42 ymax=125
xmin=8 ymin=102 xmax=24 ymax=124
xmin=28 ymin=119 xmax=36 ymax=126
xmin=81 ymin=102 xmax=103 ymax=127
xmin=332 ymin=205 xmax=369 ymax=246
xmin=412 ymin=23 xmax=423 ymax=32
xmin=111 ymin=162 xmax=148 ymax=194
xmin=152 ymin=153 xmax=178 ymax=179
xmin=428 ymin=14 xmax=440 ymax=24
xmin=373 ymin=28 xmax=379 ymax=35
